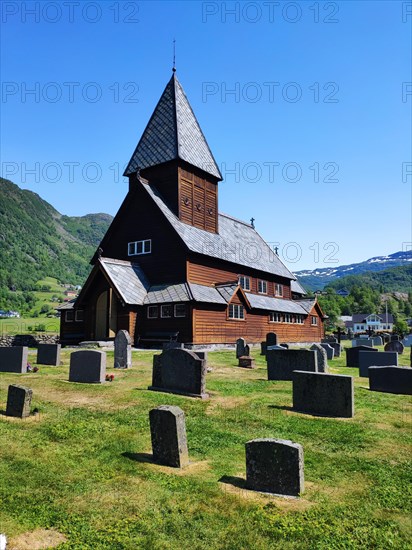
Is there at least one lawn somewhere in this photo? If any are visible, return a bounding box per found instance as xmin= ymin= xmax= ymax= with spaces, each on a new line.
xmin=0 ymin=345 xmax=411 ymax=549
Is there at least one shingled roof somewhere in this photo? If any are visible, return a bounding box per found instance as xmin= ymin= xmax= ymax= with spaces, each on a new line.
xmin=140 ymin=180 xmax=296 ymax=280
xmin=124 ymin=74 xmax=222 ymax=180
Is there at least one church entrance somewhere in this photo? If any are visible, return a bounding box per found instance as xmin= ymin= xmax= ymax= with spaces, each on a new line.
xmin=95 ymin=289 xmax=118 ymax=340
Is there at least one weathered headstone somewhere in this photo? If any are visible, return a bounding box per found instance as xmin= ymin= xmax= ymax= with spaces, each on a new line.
xmin=149 ymin=348 xmax=208 ymax=398
xmin=0 ymin=346 xmax=28 ymax=373
xmin=6 ymin=385 xmax=33 ymax=418
xmin=69 ymin=350 xmax=106 ymax=383
xmin=267 ymin=349 xmax=317 ymax=381
xmin=236 ymin=338 xmax=247 ymax=359
xmin=402 ymin=335 xmax=412 ymax=347
xmin=245 ymin=438 xmax=304 ymax=496
xmin=260 ymin=341 xmax=267 ymax=355
xmin=244 ymin=344 xmax=250 ymax=357
xmin=149 ymin=405 xmax=189 ymax=468
xmin=352 ymin=338 xmax=375 ymax=347
xmin=345 ymin=346 xmax=378 ymax=368
xmin=114 ymin=330 xmax=132 ymax=368
xmin=320 ymin=343 xmax=335 ymax=360
xmin=238 ymin=356 xmax=255 ymax=368
xmin=358 ymin=351 xmax=398 ymax=377
xmin=292 ymin=371 xmax=354 ymax=418
xmin=266 ymin=332 xmax=277 ymax=346
xmin=371 ymin=336 xmax=383 ymax=347
xmin=329 ymin=342 xmax=341 ymax=358
xmin=384 ymin=340 xmax=404 ymax=355
xmin=37 ymin=343 xmax=61 ymax=366
xmin=310 ymin=344 xmax=329 ymax=373
xmin=369 ymin=366 xmax=412 ymax=395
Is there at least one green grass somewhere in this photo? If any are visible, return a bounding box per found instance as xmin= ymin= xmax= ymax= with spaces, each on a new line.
xmin=0 ymin=345 xmax=411 ymax=549
xmin=0 ymin=317 xmax=60 ymax=335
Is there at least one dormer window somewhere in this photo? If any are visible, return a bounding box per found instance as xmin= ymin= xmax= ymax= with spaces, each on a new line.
xmin=128 ymin=239 xmax=151 ymax=256
xmin=238 ymin=276 xmax=250 ymax=291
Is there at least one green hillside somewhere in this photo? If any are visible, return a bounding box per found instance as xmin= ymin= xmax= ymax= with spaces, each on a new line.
xmin=326 ymin=265 xmax=412 ymax=293
xmin=0 ymin=178 xmax=112 ymax=291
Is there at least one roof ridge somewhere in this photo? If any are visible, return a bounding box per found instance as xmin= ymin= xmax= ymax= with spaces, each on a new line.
xmin=219 ymin=211 xmax=255 ymax=228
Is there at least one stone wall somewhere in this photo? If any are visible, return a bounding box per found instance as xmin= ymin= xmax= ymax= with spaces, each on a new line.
xmin=0 ymin=334 xmax=60 ymax=347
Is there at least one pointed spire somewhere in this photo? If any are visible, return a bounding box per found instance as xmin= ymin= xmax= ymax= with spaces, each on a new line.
xmin=124 ymin=75 xmax=222 ymax=180
xmin=172 ymin=39 xmax=176 ymax=73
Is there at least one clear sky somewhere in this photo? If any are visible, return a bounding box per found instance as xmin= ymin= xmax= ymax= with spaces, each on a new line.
xmin=1 ymin=0 xmax=411 ymax=270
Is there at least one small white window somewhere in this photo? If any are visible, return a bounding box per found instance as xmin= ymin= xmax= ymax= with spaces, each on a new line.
xmin=269 ymin=312 xmax=281 ymax=323
xmin=311 ymin=316 xmax=318 ymax=326
xmin=75 ymin=310 xmax=84 ymax=322
xmin=147 ymin=306 xmax=158 ymax=319
xmin=284 ymin=313 xmax=292 ymax=323
xmin=258 ymin=280 xmax=267 ymax=294
xmin=174 ymin=304 xmax=187 ymax=318
xmin=275 ymin=284 xmax=283 ymax=297
xmin=238 ymin=276 xmax=250 ymax=291
xmin=66 ymin=310 xmax=74 ymax=322
xmin=228 ymin=304 xmax=245 ymax=320
xmin=161 ymin=305 xmax=173 ymax=318
xmin=128 ymin=239 xmax=151 ymax=256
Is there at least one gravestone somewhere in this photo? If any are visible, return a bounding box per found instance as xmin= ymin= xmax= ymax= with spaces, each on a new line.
xmin=69 ymin=350 xmax=106 ymax=383
xmin=149 ymin=348 xmax=208 ymax=398
xmin=358 ymin=351 xmax=398 ymax=377
xmin=6 ymin=385 xmax=33 ymax=418
xmin=329 ymin=342 xmax=341 ymax=358
xmin=310 ymin=344 xmax=329 ymax=373
xmin=244 ymin=344 xmax=250 ymax=357
xmin=238 ymin=356 xmax=255 ymax=368
xmin=260 ymin=342 xmax=267 ymax=356
xmin=236 ymin=338 xmax=247 ymax=359
xmin=114 ymin=330 xmax=132 ymax=369
xmin=371 ymin=336 xmax=383 ymax=347
xmin=292 ymin=371 xmax=354 ymax=418
xmin=266 ymin=332 xmax=277 ymax=346
xmin=37 ymin=343 xmax=61 ymax=366
xmin=402 ymin=335 xmax=412 ymax=347
xmin=267 ymin=349 xmax=317 ymax=381
xmin=369 ymin=366 xmax=412 ymax=395
xmin=384 ymin=340 xmax=404 ymax=355
xmin=320 ymin=343 xmax=335 ymax=360
xmin=345 ymin=346 xmax=378 ymax=368
xmin=149 ymin=405 xmax=189 ymax=468
xmin=390 ymin=334 xmax=400 ymax=342
xmin=0 ymin=346 xmax=28 ymax=373
xmin=322 ymin=337 xmax=337 ymax=344
xmin=352 ymin=338 xmax=375 ymax=347
xmin=245 ymin=439 xmax=304 ymax=497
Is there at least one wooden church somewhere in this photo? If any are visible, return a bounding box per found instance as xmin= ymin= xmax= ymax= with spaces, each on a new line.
xmin=59 ymin=72 xmax=325 ymax=346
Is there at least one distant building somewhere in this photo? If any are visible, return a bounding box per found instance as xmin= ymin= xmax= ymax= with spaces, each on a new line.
xmin=345 ymin=313 xmax=394 ymax=334
xmin=336 ymin=288 xmax=350 ymax=297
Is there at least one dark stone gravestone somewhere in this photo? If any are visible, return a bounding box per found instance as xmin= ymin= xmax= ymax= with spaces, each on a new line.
xmin=69 ymin=350 xmax=106 ymax=383
xmin=0 ymin=346 xmax=28 ymax=373
xmin=149 ymin=405 xmax=189 ymax=468
xmin=352 ymin=338 xmax=375 ymax=347
xmin=369 ymin=366 xmax=412 ymax=395
xmin=114 ymin=330 xmax=132 ymax=368
xmin=6 ymin=385 xmax=33 ymax=418
xmin=266 ymin=332 xmax=278 ymax=346
xmin=320 ymin=343 xmax=335 ymax=360
xmin=37 ymin=343 xmax=61 ymax=366
xmin=245 ymin=438 xmax=304 ymax=496
xmin=149 ymin=348 xmax=208 ymax=398
xmin=329 ymin=342 xmax=341 ymax=358
xmin=358 ymin=351 xmax=398 ymax=377
xmin=384 ymin=340 xmax=404 ymax=355
xmin=238 ymin=356 xmax=255 ymax=368
xmin=260 ymin=341 xmax=267 ymax=356
xmin=236 ymin=338 xmax=247 ymax=359
xmin=292 ymin=371 xmax=354 ymax=418
xmin=345 ymin=346 xmax=378 ymax=368
xmin=244 ymin=344 xmax=250 ymax=357
xmin=267 ymin=349 xmax=317 ymax=381
xmin=310 ymin=344 xmax=329 ymax=373
xmin=390 ymin=334 xmax=400 ymax=342
xmin=371 ymin=336 xmax=383 ymax=347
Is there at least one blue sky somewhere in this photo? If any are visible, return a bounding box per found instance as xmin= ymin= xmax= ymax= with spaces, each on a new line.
xmin=1 ymin=0 xmax=411 ymax=270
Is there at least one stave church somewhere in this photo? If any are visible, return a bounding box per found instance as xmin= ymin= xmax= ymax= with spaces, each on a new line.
xmin=59 ymin=71 xmax=325 ymax=346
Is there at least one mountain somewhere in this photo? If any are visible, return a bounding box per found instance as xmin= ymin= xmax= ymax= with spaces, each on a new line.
xmin=0 ymin=178 xmax=113 ymax=290
xmin=294 ymin=251 xmax=412 ymax=291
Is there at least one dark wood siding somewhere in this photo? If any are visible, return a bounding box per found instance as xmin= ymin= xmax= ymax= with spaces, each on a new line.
xmin=178 ymin=166 xmax=218 ymax=233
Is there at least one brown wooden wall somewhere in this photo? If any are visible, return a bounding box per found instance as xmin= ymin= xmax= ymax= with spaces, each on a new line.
xmin=178 ymin=166 xmax=218 ymax=233
xmin=136 ymin=304 xmax=193 ymax=344
xmin=192 ymin=304 xmax=323 ymax=344
xmin=187 ymin=255 xmax=292 ymax=299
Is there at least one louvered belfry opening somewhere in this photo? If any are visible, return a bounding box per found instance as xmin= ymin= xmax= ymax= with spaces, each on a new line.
xmin=124 ymin=73 xmax=222 ymax=233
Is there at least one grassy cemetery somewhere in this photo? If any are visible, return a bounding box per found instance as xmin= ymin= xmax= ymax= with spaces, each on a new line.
xmin=0 ymin=343 xmax=411 ymax=549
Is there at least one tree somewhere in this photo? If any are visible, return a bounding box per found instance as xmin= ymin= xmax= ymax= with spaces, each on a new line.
xmin=393 ymin=319 xmax=408 ymax=338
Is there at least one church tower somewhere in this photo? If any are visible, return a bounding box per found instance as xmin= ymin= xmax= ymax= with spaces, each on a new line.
xmin=124 ymin=73 xmax=222 ymax=233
